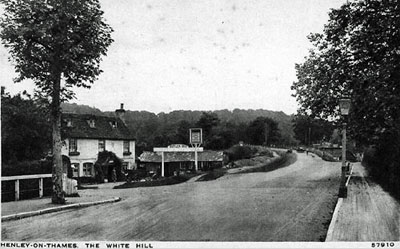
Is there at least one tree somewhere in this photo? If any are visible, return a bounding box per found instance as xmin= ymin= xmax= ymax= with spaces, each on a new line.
xmin=1 ymin=0 xmax=113 ymax=203
xmin=291 ymin=0 xmax=400 ymax=196
xmin=196 ymin=112 xmax=220 ymax=134
xmin=293 ymin=115 xmax=334 ymax=145
xmin=175 ymin=120 xmax=193 ymax=144
xmin=1 ymin=90 xmax=51 ymax=164
xmin=196 ymin=112 xmax=220 ymax=148
xmin=246 ymin=117 xmax=281 ymax=146
xmin=291 ymin=0 xmax=400 ymax=144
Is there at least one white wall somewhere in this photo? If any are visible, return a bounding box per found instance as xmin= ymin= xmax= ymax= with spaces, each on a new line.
xmin=62 ymin=139 xmax=136 ymax=176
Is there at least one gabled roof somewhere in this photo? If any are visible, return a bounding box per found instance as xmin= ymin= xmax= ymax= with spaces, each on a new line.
xmin=62 ymin=113 xmax=135 ymax=140
xmin=139 ymin=151 xmax=223 ymax=163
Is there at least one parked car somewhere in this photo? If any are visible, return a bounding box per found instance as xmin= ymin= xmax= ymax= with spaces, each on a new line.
xmin=296 ymin=147 xmax=305 ymax=153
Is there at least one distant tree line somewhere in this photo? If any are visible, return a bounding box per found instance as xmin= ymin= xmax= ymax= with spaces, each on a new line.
xmin=63 ymin=103 xmax=300 ymax=153
xmin=105 ymin=109 xmax=298 ymax=154
xmin=1 ymin=92 xmax=300 ymax=167
xmin=144 ymin=112 xmax=285 ymax=152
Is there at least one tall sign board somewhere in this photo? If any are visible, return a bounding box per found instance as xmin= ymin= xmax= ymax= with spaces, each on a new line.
xmin=189 ymin=128 xmax=202 ymax=145
xmin=189 ymin=128 xmax=202 ymax=171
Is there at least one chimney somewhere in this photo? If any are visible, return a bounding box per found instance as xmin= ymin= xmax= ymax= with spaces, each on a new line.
xmin=115 ymin=103 xmax=126 ymax=124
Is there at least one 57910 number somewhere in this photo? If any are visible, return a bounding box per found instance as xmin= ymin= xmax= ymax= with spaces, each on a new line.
xmin=371 ymin=242 xmax=396 ymax=248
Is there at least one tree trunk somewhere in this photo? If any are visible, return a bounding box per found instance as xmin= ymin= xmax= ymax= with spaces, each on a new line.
xmin=51 ymin=72 xmax=65 ymax=204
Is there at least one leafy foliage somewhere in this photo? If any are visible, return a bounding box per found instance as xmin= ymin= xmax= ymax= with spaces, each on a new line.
xmin=1 ymin=0 xmax=113 ymax=203
xmin=293 ymin=115 xmax=334 ymax=145
xmin=0 ymin=0 xmax=114 ymax=99
xmin=1 ymin=91 xmax=51 ymax=164
xmin=292 ymin=0 xmax=400 ymax=144
xmin=224 ymin=145 xmax=257 ymax=161
xmin=246 ymin=117 xmax=281 ymax=146
xmin=94 ymin=150 xmax=123 ymax=183
xmin=291 ymin=0 xmax=400 ymax=197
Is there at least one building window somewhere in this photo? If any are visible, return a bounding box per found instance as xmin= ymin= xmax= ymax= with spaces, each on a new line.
xmin=66 ymin=119 xmax=73 ymax=127
xmin=98 ymin=139 xmax=105 ymax=152
xmin=69 ymin=139 xmax=79 ymax=155
xmin=87 ymin=119 xmax=95 ymax=128
xmin=83 ymin=163 xmax=93 ymax=176
xmin=71 ymin=163 xmax=79 ymax=177
xmin=110 ymin=121 xmax=117 ymax=128
xmin=123 ymin=140 xmax=131 ymax=155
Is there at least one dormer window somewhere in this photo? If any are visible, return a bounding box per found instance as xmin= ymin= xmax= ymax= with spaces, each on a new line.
xmin=110 ymin=121 xmax=117 ymax=129
xmin=67 ymin=119 xmax=73 ymax=127
xmin=87 ymin=119 xmax=95 ymax=128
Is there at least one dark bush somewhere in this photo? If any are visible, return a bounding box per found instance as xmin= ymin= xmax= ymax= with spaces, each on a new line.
xmin=225 ymin=145 xmax=256 ymax=162
xmin=364 ymin=129 xmax=400 ymax=199
xmin=2 ymin=155 xmax=72 ymax=177
xmin=1 ymin=160 xmax=51 ymax=176
xmin=94 ymin=150 xmax=124 ymax=183
xmin=322 ymin=153 xmax=337 ymax=162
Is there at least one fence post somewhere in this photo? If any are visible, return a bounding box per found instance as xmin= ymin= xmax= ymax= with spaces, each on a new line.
xmin=15 ymin=179 xmax=20 ymax=201
xmin=39 ymin=178 xmax=43 ymax=198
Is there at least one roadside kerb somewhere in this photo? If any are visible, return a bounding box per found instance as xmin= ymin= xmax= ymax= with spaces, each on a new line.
xmin=1 ymin=197 xmax=121 ymax=222
xmin=325 ymin=164 xmax=354 ymax=241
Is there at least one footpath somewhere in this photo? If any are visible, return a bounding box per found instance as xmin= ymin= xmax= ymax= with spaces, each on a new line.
xmin=1 ymin=182 xmax=121 ymax=221
xmin=326 ymin=162 xmax=400 ymax=241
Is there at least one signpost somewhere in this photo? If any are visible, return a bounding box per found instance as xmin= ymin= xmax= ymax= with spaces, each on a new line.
xmin=190 ymin=128 xmax=203 ymax=171
xmin=153 ymin=129 xmax=203 ymax=177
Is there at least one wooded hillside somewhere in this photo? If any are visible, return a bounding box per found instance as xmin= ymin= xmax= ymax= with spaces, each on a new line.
xmin=61 ymin=103 xmax=297 ymax=152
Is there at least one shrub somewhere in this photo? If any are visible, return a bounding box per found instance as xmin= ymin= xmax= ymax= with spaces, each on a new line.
xmin=2 ymin=160 xmax=51 ymax=176
xmin=235 ymin=151 xmax=297 ymax=174
xmin=225 ymin=145 xmax=256 ymax=162
xmin=364 ymin=129 xmax=400 ymax=199
xmin=322 ymin=153 xmax=337 ymax=162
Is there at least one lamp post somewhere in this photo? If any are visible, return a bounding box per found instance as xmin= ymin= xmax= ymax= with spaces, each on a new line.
xmin=338 ymin=97 xmax=351 ymax=198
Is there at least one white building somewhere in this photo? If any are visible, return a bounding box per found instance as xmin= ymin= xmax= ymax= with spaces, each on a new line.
xmin=61 ymin=104 xmax=135 ymax=180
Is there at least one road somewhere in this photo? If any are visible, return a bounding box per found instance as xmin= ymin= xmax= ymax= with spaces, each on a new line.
xmin=2 ymin=153 xmax=341 ymax=241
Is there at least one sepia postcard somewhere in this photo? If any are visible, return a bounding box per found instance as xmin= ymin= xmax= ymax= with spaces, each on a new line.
xmin=1 ymin=0 xmax=399 ymax=248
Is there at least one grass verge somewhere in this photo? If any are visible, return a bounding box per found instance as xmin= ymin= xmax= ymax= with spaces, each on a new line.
xmin=197 ymin=151 xmax=298 ymax=181
xmin=234 ymin=151 xmax=297 ymax=174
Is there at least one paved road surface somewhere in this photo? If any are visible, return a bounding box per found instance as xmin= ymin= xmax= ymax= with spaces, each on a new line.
xmin=2 ymin=153 xmax=341 ymax=241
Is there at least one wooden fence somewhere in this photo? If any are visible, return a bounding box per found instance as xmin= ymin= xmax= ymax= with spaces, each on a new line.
xmin=1 ymin=174 xmax=52 ymax=201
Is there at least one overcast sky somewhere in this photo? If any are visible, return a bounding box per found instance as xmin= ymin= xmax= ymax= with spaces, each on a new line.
xmin=0 ymin=0 xmax=346 ymax=114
